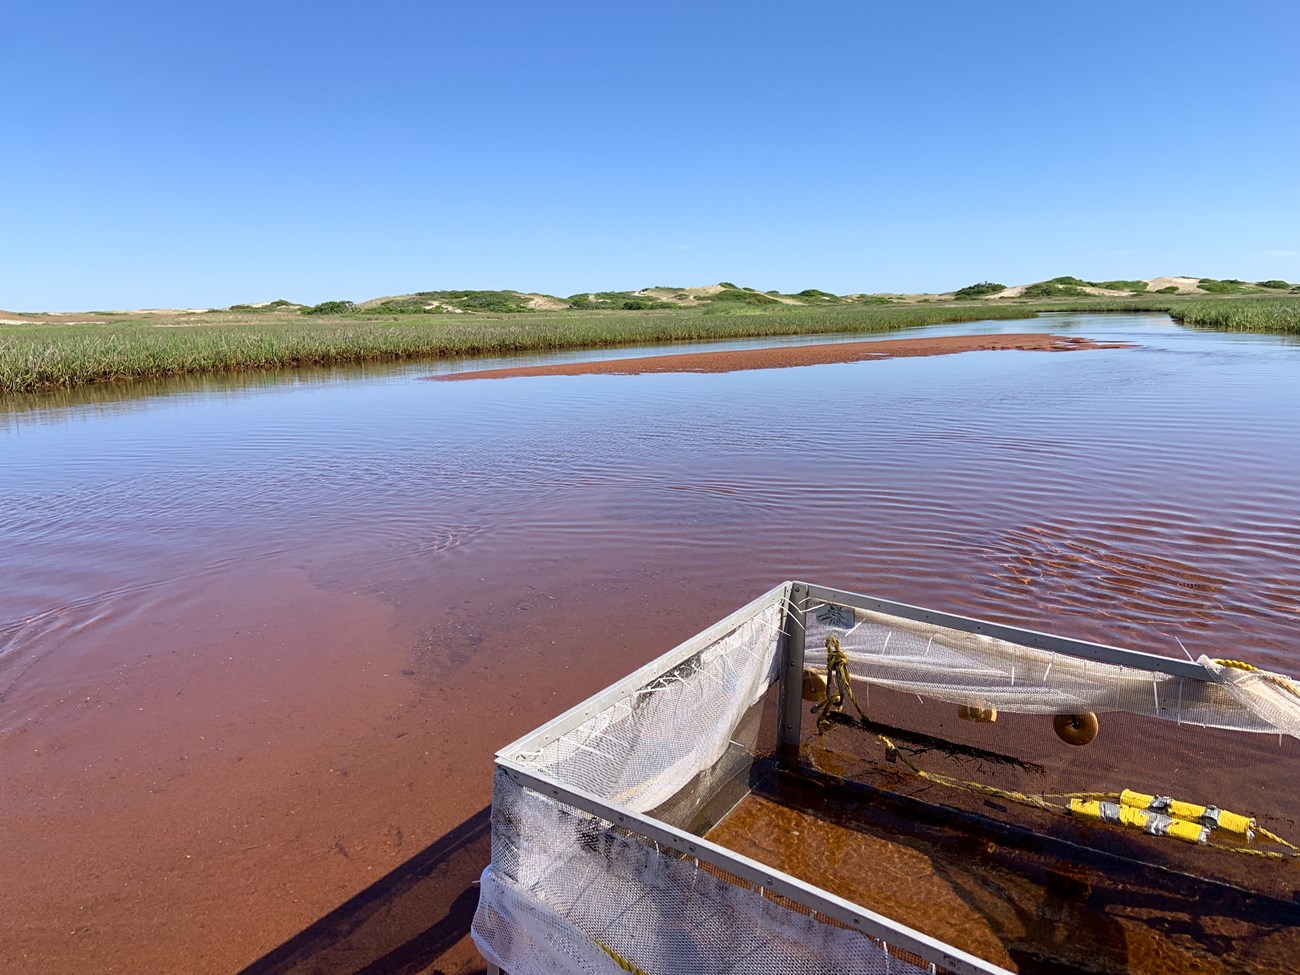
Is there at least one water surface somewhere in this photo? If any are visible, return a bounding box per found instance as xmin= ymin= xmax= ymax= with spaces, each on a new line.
xmin=2 ymin=312 xmax=1298 ymax=973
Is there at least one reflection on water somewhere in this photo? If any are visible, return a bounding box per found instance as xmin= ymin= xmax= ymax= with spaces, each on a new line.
xmin=4 ymin=313 xmax=1300 ymax=677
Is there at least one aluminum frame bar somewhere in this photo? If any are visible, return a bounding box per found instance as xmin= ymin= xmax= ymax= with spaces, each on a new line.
xmin=801 ymin=582 xmax=1213 ymax=681
xmin=777 ymin=580 xmax=808 ymax=763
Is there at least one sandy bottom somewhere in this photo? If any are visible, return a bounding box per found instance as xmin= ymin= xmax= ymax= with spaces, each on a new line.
xmin=432 ymin=333 xmax=1132 ymax=381
xmin=709 ymin=780 xmax=1299 ymax=975
xmin=0 ymin=553 xmax=751 ymax=975
xmin=697 ymin=677 xmax=1300 ymax=975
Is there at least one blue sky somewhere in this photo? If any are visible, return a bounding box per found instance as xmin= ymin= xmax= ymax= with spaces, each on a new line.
xmin=2 ymin=0 xmax=1297 ymax=309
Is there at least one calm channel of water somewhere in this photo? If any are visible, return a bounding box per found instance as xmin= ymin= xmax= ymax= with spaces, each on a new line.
xmin=2 ymin=311 xmax=1299 ymax=972
xmin=5 ymin=313 xmax=1298 ymax=674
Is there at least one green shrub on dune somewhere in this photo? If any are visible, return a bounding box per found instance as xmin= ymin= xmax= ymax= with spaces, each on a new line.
xmin=1021 ymin=282 xmax=1088 ymax=298
xmin=1196 ymin=279 xmax=1247 ymax=294
xmin=303 ymin=300 xmax=356 ymax=315
xmin=953 ymin=281 xmax=1006 ymax=299
xmin=698 ymin=288 xmax=781 ymax=305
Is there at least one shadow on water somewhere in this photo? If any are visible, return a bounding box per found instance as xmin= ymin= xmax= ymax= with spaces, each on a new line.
xmin=238 ymin=807 xmax=490 ymax=975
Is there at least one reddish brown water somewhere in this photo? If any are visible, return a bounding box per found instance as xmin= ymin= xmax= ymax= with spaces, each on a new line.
xmin=707 ymin=683 xmax=1300 ymax=974
xmin=710 ymin=782 xmax=1298 ymax=975
xmin=2 ymin=313 xmax=1299 ymax=973
xmin=430 ymin=332 xmax=1131 ymax=379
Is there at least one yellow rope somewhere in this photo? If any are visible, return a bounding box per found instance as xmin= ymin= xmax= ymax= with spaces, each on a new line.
xmin=1211 ymin=657 xmax=1300 ymax=700
xmin=593 ymin=939 xmax=651 ymax=975
xmin=810 ymin=651 xmax=1298 ymax=859
xmin=873 ymin=735 xmax=1297 ymax=861
xmin=816 ymin=636 xmax=867 ymax=735
xmin=877 ymin=736 xmax=1104 ymax=810
xmin=1213 ymin=658 xmax=1259 ymax=672
xmin=1257 ymin=826 xmax=1300 ymax=852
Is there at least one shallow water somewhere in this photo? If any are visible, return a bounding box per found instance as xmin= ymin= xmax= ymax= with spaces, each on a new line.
xmin=712 ymin=776 xmax=1300 ymax=975
xmin=2 ymin=312 xmax=1299 ymax=973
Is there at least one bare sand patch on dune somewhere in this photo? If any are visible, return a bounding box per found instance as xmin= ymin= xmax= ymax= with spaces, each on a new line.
xmin=1145 ymin=276 xmax=1202 ymax=294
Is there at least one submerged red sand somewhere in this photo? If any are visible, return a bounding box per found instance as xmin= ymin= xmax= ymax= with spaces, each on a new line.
xmin=432 ymin=333 xmax=1132 ymax=381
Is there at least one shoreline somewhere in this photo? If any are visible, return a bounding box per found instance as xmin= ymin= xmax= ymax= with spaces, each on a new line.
xmin=6 ymin=296 xmax=1298 ymax=397
xmin=431 ymin=333 xmax=1133 ymax=381
xmin=0 ymin=303 xmax=1042 ymax=396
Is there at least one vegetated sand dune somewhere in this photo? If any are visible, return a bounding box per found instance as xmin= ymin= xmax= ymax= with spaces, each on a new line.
xmin=624 ymin=285 xmax=806 ymax=306
xmin=985 ymin=284 xmax=1136 ymax=299
xmin=630 ymin=285 xmax=718 ymax=306
xmin=357 ymin=294 xmax=465 ymax=313
xmin=1 ymin=310 xmax=112 ymax=325
xmin=522 ymin=293 xmax=568 ymax=310
xmin=5 ymin=277 xmax=1242 ymax=321
xmin=433 ymin=332 xmax=1133 ymax=381
xmin=122 ymin=307 xmax=212 ymax=314
xmin=631 ymin=287 xmax=700 ymax=305
xmin=1145 ymin=276 xmax=1202 ymax=294
xmin=2 ymin=307 xmax=212 ymax=321
xmin=980 ymin=276 xmax=1230 ymax=300
xmin=1081 ymin=285 xmax=1139 ymax=296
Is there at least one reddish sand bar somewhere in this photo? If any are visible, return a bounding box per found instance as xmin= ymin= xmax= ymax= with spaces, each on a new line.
xmin=433 ymin=333 xmax=1132 ymax=381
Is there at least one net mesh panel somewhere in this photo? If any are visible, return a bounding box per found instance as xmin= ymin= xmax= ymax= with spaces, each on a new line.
xmin=473 ymin=601 xmax=956 ymax=975
xmin=522 ymin=602 xmax=784 ymax=814
xmin=755 ymin=599 xmax=1300 ymax=974
xmin=474 ymin=588 xmax=1300 ymax=974
xmin=477 ymin=774 xmax=941 ymax=975
xmin=799 ymin=604 xmax=1300 ymax=890
xmin=803 ymin=607 xmax=1300 ymax=734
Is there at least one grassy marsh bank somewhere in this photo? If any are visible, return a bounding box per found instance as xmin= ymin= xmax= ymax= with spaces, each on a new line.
xmin=1018 ymin=296 xmax=1300 ymax=333
xmin=1168 ymin=299 xmax=1300 ymax=333
xmin=0 ymin=303 xmax=1037 ymax=395
xmin=4 ymin=294 xmax=1298 ymax=396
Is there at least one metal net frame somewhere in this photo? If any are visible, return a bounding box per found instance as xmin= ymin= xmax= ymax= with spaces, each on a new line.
xmin=472 ymin=582 xmax=1300 ymax=975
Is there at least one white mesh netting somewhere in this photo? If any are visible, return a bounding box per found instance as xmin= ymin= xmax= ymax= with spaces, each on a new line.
xmin=803 ymin=606 xmax=1300 ymax=738
xmin=474 ymin=773 xmax=933 ymax=975
xmin=523 ymin=602 xmax=784 ymax=812
xmin=473 ymin=599 xmax=946 ymax=975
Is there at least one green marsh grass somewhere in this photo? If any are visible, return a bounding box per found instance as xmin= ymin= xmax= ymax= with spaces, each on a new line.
xmin=1 ymin=303 xmax=1037 ymax=395
xmin=1167 ymin=299 xmax=1300 ymax=333
xmin=6 ymin=294 xmax=1298 ymax=395
xmin=1021 ymin=295 xmax=1300 ymax=332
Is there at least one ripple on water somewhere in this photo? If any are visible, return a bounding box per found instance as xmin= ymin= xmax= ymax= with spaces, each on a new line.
xmin=983 ymin=516 xmax=1300 ymax=659
xmin=4 ymin=314 xmax=1300 ymax=974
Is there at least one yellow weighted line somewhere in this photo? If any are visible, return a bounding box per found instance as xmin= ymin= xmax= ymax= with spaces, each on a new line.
xmin=872 ymin=736 xmax=1296 ymax=861
xmin=1068 ymin=799 xmax=1208 ymax=845
xmin=1119 ymin=789 xmax=1256 ymax=837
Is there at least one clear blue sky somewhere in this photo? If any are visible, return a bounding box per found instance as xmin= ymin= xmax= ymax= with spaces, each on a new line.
xmin=3 ymin=0 xmax=1298 ymax=309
